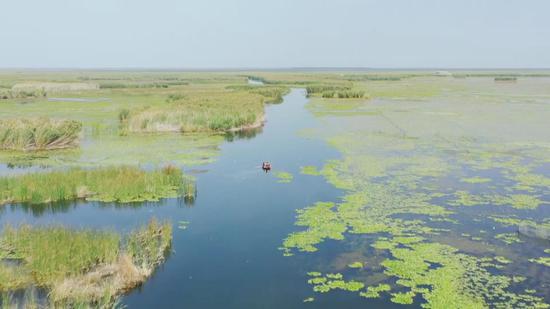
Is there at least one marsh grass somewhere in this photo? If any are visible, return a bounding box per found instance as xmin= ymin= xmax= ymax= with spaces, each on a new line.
xmin=306 ymin=85 xmax=351 ymax=96
xmin=225 ymin=85 xmax=289 ymax=103
xmin=0 ymin=165 xmax=193 ymax=205
xmin=494 ymin=76 xmax=518 ymax=82
xmin=0 ymin=226 xmax=120 ymax=287
xmin=0 ymin=219 xmax=172 ymax=307
xmin=0 ymin=118 xmax=82 ymax=151
xmin=126 ymin=91 xmax=267 ymax=133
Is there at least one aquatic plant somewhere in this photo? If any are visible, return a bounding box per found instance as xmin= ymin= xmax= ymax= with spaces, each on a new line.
xmin=283 ymin=127 xmax=549 ymax=308
xmin=336 ymin=91 xmax=365 ymax=99
xmin=125 ymin=91 xmax=268 ymax=133
xmin=0 ymin=219 xmax=172 ymax=306
xmin=347 ymin=261 xmax=363 ymax=269
xmin=529 ymin=257 xmax=550 ymax=267
xmin=460 ymin=176 xmax=491 ymax=184
xmin=307 ymin=272 xmax=364 ymax=293
xmin=360 ymin=283 xmax=392 ymax=298
xmin=0 ymin=165 xmax=193 ymax=205
xmin=0 ymin=118 xmax=81 ymax=151
xmin=274 ymin=171 xmax=293 ymax=183
xmin=301 ymin=166 xmax=320 ymax=176
xmin=306 ymin=85 xmax=351 ymax=96
xmin=391 ymin=291 xmax=415 ymax=305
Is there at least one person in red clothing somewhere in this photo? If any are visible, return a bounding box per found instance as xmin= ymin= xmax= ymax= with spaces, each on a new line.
xmin=262 ymin=161 xmax=271 ymax=172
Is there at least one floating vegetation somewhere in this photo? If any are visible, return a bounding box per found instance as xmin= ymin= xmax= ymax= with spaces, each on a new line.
xmin=451 ymin=191 xmax=544 ymax=210
xmin=0 ymin=219 xmax=172 ymax=306
xmin=494 ymin=233 xmax=523 ymax=245
xmin=274 ymin=171 xmax=293 ymax=183
xmin=529 ymin=257 xmax=550 ymax=267
xmin=283 ymin=117 xmax=549 ymax=307
xmin=460 ymin=176 xmax=491 ymax=184
xmin=391 ymin=291 xmax=415 ymax=305
xmin=359 ymin=284 xmax=391 ymax=298
xmin=0 ymin=165 xmax=193 ymax=205
xmin=303 ymin=297 xmax=314 ymax=303
xmin=300 ymin=166 xmax=320 ymax=176
xmin=0 ymin=118 xmax=82 ymax=151
xmin=307 ymin=272 xmax=364 ymax=293
xmin=347 ymin=261 xmax=363 ymax=269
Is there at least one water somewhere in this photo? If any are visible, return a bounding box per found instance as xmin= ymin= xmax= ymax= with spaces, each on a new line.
xmin=3 ymin=87 xmax=547 ymax=307
xmin=1 ymin=89 xmax=399 ymax=308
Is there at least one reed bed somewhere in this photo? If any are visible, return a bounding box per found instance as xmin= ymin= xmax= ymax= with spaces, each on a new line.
xmin=0 ymin=165 xmax=194 ymax=205
xmin=0 ymin=219 xmax=172 ymax=307
xmin=0 ymin=118 xmax=82 ymax=151
xmin=494 ymin=76 xmax=518 ymax=82
xmin=306 ymin=85 xmax=352 ymax=96
xmin=321 ymin=90 xmax=366 ymax=99
xmin=225 ymin=85 xmax=289 ymax=103
xmin=126 ymin=91 xmax=267 ymax=133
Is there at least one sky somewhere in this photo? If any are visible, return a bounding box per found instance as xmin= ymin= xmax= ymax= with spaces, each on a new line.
xmin=1 ymin=0 xmax=549 ymax=69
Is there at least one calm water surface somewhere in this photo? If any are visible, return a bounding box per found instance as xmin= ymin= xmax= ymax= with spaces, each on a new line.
xmin=1 ymin=89 xmax=405 ymax=308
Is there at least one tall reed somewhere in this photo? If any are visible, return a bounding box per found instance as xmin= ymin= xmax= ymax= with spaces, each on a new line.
xmin=0 ymin=118 xmax=81 ymax=151
xmin=0 ymin=166 xmax=193 ymax=205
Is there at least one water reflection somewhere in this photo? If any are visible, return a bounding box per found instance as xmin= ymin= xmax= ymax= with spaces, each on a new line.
xmin=223 ymin=126 xmax=263 ymax=142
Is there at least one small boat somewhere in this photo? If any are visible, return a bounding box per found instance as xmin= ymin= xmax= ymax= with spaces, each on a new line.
xmin=262 ymin=162 xmax=272 ymax=172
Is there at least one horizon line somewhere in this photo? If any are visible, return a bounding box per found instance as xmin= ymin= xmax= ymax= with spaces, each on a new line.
xmin=1 ymin=66 xmax=550 ymax=72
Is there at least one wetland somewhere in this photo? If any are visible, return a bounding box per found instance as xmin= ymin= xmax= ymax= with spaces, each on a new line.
xmin=0 ymin=70 xmax=548 ymax=308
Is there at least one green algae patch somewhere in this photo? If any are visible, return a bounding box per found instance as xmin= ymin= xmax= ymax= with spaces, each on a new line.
xmin=360 ymin=283 xmax=391 ymax=298
xmin=460 ymin=177 xmax=491 ymax=184
xmin=495 ymin=233 xmax=523 ymax=245
xmin=274 ymin=171 xmax=294 ymax=183
xmin=303 ymin=297 xmax=314 ymax=303
xmin=301 ymin=166 xmax=320 ymax=176
xmin=0 ymin=165 xmax=193 ymax=205
xmin=282 ymin=202 xmax=346 ymax=254
xmin=451 ymin=192 xmax=544 ymax=210
xmin=391 ymin=291 xmax=416 ymax=305
xmin=283 ymin=129 xmax=549 ymax=307
xmin=348 ymin=261 xmax=363 ymax=269
xmin=529 ymin=257 xmax=550 ymax=267
xmin=505 ymin=194 xmax=543 ymax=209
xmin=307 ymin=272 xmax=364 ymax=293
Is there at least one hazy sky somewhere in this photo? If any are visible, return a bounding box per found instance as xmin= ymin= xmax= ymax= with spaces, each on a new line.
xmin=1 ymin=0 xmax=549 ymax=68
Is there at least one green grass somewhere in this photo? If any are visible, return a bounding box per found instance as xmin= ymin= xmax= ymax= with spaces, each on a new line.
xmin=0 ymin=165 xmax=193 ymax=205
xmin=0 ymin=118 xmax=81 ymax=151
xmin=0 ymin=225 xmax=120 ymax=287
xmin=0 ymin=219 xmax=172 ymax=306
xmin=125 ymin=90 xmax=269 ymax=133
